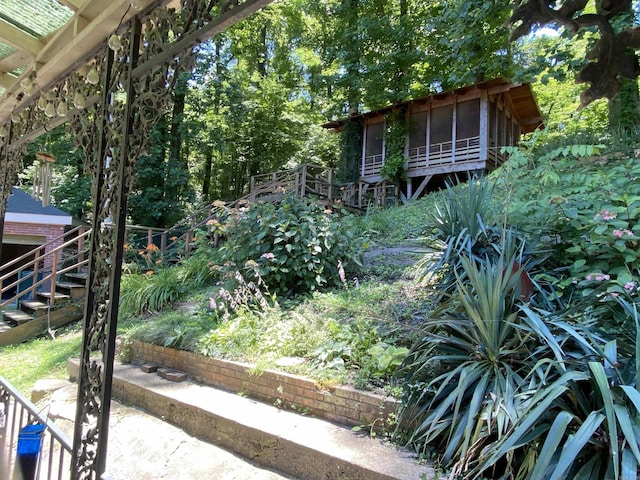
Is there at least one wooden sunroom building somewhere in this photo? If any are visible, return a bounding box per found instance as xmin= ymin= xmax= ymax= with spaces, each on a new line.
xmin=323 ymin=78 xmax=544 ymax=200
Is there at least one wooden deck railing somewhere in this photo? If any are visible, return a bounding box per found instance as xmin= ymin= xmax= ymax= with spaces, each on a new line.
xmin=406 ymin=135 xmax=482 ymax=171
xmin=0 ymin=375 xmax=72 ymax=480
xmin=0 ymin=225 xmax=91 ymax=309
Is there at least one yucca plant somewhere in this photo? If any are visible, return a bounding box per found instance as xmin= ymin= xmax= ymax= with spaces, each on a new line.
xmin=419 ymin=178 xmax=527 ymax=296
xmin=428 ymin=177 xmax=496 ymax=241
xmin=475 ymin=300 xmax=640 ymax=480
xmin=397 ymin=251 xmax=537 ymax=471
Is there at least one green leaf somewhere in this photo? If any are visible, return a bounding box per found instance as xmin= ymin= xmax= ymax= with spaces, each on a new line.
xmin=588 ymin=362 xmax=619 ymax=479
xmin=529 ymin=411 xmax=574 ymax=480
xmin=549 ymin=411 xmax=605 ymax=480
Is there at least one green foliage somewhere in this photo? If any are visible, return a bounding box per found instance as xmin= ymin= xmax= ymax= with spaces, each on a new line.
xmin=119 ymin=268 xmax=185 ymax=318
xmin=380 ymin=110 xmax=408 ymax=183
xmin=129 ymin=116 xmax=193 ymax=228
xmin=367 ymin=342 xmax=409 ymax=376
xmin=398 ymin=251 xmax=531 ymax=468
xmin=22 ymin=124 xmax=91 ymax=220
xmin=474 ymin=302 xmax=640 ymax=480
xmin=128 ymin=312 xmax=215 ymax=352
xmin=495 ymin=135 xmax=640 ymax=309
xmin=218 ymin=195 xmax=363 ymax=296
xmin=428 ymin=178 xmax=495 ymax=241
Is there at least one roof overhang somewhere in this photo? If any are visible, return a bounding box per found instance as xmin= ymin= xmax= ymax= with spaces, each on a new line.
xmin=5 ymin=212 xmax=72 ymax=225
xmin=322 ymin=78 xmax=544 ymax=134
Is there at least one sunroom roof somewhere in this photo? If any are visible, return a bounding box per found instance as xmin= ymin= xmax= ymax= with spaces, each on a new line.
xmin=0 ymin=0 xmax=180 ymax=125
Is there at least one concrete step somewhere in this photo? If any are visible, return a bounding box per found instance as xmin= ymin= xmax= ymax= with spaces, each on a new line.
xmin=20 ymin=300 xmax=50 ymax=316
xmin=67 ymin=359 xmax=432 ymax=480
xmin=3 ymin=309 xmax=34 ymax=326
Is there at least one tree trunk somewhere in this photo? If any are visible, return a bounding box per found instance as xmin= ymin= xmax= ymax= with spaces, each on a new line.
xmin=608 ymin=77 xmax=640 ymax=135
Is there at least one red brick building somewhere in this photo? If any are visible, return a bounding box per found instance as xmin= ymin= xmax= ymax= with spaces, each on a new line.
xmin=2 ymin=187 xmax=72 ymax=296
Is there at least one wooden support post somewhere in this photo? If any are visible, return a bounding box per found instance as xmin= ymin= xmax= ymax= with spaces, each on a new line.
xmin=77 ymin=227 xmax=85 ymax=263
xmin=147 ymin=228 xmax=152 ymax=248
xmin=30 ymin=247 xmax=42 ymax=301
xmin=300 ymin=165 xmax=307 ymax=198
xmin=49 ymin=250 xmax=58 ymax=307
xmin=479 ymin=90 xmax=488 ymax=161
xmin=327 ymin=168 xmax=333 ymax=203
xmin=160 ymin=232 xmax=167 ymax=253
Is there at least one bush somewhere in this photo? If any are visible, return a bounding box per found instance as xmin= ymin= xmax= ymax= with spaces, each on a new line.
xmin=218 ymin=195 xmax=363 ymax=296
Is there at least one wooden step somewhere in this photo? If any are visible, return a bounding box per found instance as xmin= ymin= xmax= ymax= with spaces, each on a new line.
xmin=64 ymin=272 xmax=88 ymax=283
xmin=3 ymin=309 xmax=34 ymax=326
xmin=0 ymin=319 xmax=13 ymax=333
xmin=20 ymin=300 xmax=50 ymax=316
xmin=54 ymin=282 xmax=87 ymax=299
xmin=37 ymin=292 xmax=71 ymax=303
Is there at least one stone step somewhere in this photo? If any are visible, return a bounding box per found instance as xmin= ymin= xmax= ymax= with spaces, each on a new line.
xmin=3 ymin=309 xmax=34 ymax=326
xmin=67 ymin=359 xmax=432 ymax=480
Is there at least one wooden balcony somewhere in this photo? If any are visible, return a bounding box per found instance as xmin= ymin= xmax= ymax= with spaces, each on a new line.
xmin=362 ymin=135 xmax=508 ymax=182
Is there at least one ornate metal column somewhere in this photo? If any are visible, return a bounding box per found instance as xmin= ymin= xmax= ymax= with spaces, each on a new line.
xmin=0 ymin=1 xmax=275 ymax=479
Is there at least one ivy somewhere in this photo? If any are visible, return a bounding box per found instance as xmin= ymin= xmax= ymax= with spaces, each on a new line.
xmin=338 ymin=119 xmax=363 ymax=183
xmin=380 ymin=109 xmax=407 ymax=183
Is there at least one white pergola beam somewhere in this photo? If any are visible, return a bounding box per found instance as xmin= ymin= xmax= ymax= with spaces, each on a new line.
xmin=0 ymin=19 xmax=44 ymax=56
xmin=56 ymin=0 xmax=89 ymax=12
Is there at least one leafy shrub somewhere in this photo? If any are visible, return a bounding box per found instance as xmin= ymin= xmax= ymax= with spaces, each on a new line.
xmin=398 ymin=252 xmax=533 ymax=469
xmin=475 ymin=300 xmax=640 ymax=480
xmin=400 ymin=247 xmax=640 ymax=478
xmin=218 ymin=195 xmax=363 ymax=296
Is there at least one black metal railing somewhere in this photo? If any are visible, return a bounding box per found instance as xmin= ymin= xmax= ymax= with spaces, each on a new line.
xmin=0 ymin=375 xmax=72 ymax=480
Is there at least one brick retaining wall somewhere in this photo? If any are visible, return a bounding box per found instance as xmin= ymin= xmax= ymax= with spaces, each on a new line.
xmin=129 ymin=340 xmax=399 ymax=428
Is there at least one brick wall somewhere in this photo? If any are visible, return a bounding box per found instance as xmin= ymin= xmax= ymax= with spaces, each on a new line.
xmin=3 ymin=221 xmax=66 ymax=270
xmin=129 ymin=340 xmax=400 ymax=428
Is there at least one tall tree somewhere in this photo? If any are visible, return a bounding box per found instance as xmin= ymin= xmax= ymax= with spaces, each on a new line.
xmin=508 ymin=0 xmax=640 ymax=111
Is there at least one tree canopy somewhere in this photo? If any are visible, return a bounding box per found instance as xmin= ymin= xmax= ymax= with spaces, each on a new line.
xmin=509 ymin=0 xmax=640 ymax=106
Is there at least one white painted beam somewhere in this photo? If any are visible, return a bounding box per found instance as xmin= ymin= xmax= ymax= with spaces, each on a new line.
xmin=0 ymin=19 xmax=44 ymax=56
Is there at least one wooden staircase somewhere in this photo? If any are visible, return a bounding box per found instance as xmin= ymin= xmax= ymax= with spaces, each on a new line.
xmin=0 ymin=226 xmax=90 ymax=345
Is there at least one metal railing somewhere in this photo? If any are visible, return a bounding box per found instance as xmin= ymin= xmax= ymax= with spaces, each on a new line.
xmin=0 ymin=375 xmax=72 ymax=480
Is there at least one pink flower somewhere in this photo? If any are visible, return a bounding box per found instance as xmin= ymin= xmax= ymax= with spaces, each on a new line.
xmin=595 ymin=209 xmax=617 ymax=221
xmin=624 ymin=282 xmax=636 ymax=291
xmin=613 ymin=229 xmax=633 ymax=238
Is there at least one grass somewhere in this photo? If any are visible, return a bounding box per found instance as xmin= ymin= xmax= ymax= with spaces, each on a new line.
xmin=0 ymin=324 xmax=83 ymax=392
